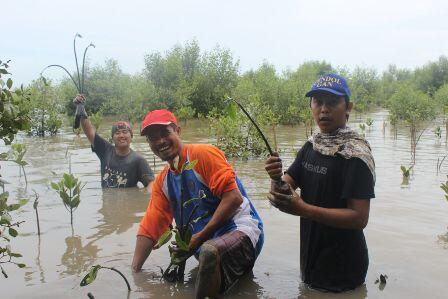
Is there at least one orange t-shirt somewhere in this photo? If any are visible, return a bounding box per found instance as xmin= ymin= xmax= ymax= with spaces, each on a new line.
xmin=137 ymin=144 xmax=238 ymax=242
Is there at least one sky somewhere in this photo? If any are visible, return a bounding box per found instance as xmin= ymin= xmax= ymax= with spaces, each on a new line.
xmin=2 ymin=0 xmax=448 ymax=85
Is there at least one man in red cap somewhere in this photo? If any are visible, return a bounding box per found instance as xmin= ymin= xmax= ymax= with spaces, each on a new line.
xmin=73 ymin=95 xmax=154 ymax=190
xmin=132 ymin=109 xmax=264 ymax=298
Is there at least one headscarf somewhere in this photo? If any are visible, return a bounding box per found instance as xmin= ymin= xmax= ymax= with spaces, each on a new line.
xmin=309 ymin=127 xmax=375 ymax=183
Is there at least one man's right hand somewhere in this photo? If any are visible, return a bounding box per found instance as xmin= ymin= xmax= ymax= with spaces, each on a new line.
xmin=73 ymin=94 xmax=86 ymax=105
xmin=265 ymin=152 xmax=283 ymax=181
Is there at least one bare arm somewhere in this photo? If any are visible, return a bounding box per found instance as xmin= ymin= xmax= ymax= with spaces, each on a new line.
xmin=81 ymin=118 xmax=95 ymax=145
xmin=132 ymin=235 xmax=155 ymax=272
xmin=188 ymin=188 xmax=243 ymax=251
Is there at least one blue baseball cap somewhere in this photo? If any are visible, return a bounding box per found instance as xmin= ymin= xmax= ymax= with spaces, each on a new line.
xmin=305 ymin=73 xmax=351 ymax=99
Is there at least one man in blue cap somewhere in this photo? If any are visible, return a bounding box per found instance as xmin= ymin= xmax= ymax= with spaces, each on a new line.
xmin=265 ymin=74 xmax=375 ymax=292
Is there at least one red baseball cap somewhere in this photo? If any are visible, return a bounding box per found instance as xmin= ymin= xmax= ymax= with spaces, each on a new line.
xmin=140 ymin=109 xmax=178 ymax=136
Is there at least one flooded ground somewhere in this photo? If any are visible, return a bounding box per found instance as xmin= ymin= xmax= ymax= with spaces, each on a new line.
xmin=2 ymin=110 xmax=448 ymax=298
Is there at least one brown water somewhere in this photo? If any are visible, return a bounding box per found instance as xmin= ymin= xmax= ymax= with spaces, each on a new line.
xmin=2 ymin=110 xmax=448 ymax=299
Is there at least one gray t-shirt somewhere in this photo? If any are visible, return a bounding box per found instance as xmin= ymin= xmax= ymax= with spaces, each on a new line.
xmin=92 ymin=134 xmax=154 ymax=188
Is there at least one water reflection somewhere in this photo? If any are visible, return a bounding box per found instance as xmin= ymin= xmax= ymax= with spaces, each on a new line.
xmin=60 ymin=235 xmax=99 ymax=276
xmin=132 ymin=266 xmax=263 ymax=299
xmin=297 ymin=283 xmax=368 ymax=299
xmin=437 ymin=229 xmax=448 ymax=249
xmin=87 ymin=188 xmax=149 ymax=244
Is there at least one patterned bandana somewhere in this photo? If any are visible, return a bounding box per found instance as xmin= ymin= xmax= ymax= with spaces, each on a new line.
xmin=309 ymin=127 xmax=376 ymax=183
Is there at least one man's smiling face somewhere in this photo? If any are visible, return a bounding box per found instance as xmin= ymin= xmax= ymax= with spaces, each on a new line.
xmin=145 ymin=124 xmax=182 ymax=162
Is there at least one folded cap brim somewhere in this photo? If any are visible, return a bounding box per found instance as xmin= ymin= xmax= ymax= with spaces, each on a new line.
xmin=305 ymin=88 xmax=347 ymax=98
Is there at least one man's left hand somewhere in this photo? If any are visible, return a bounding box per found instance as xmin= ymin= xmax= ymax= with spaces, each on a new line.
xmin=188 ymin=232 xmax=207 ymax=253
xmin=268 ymin=188 xmax=307 ymax=216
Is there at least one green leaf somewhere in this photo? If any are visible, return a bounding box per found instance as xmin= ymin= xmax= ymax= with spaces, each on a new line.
xmin=154 ymin=229 xmax=173 ymax=249
xmin=174 ymin=230 xmax=189 ymax=251
xmin=70 ymin=195 xmax=80 ymax=208
xmin=17 ymin=263 xmax=26 ymax=268
xmin=193 ymin=211 xmax=209 ymax=223
xmin=10 ymin=252 xmax=22 ymax=258
xmin=400 ymin=166 xmax=406 ymax=174
xmin=80 ymin=265 xmax=102 ymax=287
xmin=225 ymin=102 xmax=237 ymax=120
xmin=7 ymin=204 xmax=21 ymax=212
xmin=0 ymin=69 xmax=8 ymax=74
xmin=6 ymin=78 xmax=12 ymax=89
xmin=60 ymin=191 xmax=70 ymax=206
xmin=51 ymin=182 xmax=60 ymax=191
xmin=9 ymin=228 xmax=18 ymax=237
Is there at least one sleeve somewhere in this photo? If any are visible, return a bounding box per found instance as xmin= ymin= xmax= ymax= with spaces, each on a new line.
xmin=341 ymin=157 xmax=375 ymax=200
xmin=137 ymin=168 xmax=173 ymax=241
xmin=190 ymin=144 xmax=238 ymax=197
xmin=137 ymin=156 xmax=155 ymax=187
xmin=92 ymin=133 xmax=113 ymax=160
xmin=286 ymin=142 xmax=308 ymax=187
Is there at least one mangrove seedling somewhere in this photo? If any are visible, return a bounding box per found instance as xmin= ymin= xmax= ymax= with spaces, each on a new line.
xmin=359 ymin=123 xmax=366 ymax=135
xmin=80 ymin=264 xmax=131 ymax=292
xmin=227 ymin=97 xmax=291 ymax=195
xmin=155 ymin=188 xmax=208 ymax=282
xmin=10 ymin=143 xmax=28 ymax=185
xmin=0 ymin=191 xmax=27 ymax=277
xmin=89 ymin=111 xmax=103 ymax=130
xmin=41 ymin=33 xmax=95 ymax=129
xmin=400 ymin=165 xmax=413 ymax=185
xmin=434 ymin=126 xmax=442 ymax=139
xmin=400 ymin=165 xmax=413 ymax=178
xmin=440 ymin=176 xmax=448 ymax=202
xmin=51 ymin=173 xmax=85 ymax=225
xmin=32 ymin=190 xmax=40 ymax=236
xmin=366 ymin=118 xmax=374 ymax=128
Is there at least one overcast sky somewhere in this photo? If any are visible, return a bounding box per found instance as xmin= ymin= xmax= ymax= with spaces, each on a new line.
xmin=2 ymin=0 xmax=448 ymax=85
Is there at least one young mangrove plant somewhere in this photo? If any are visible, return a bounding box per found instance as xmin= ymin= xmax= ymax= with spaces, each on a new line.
xmin=359 ymin=123 xmax=366 ymax=136
xmin=366 ymin=118 xmax=374 ymax=128
xmin=155 ymin=186 xmax=208 ymax=283
xmin=89 ymin=111 xmax=103 ymax=130
xmin=80 ymin=264 xmax=131 ymax=292
xmin=400 ymin=165 xmax=413 ymax=185
xmin=440 ymin=176 xmax=448 ymax=202
xmin=32 ymin=190 xmax=41 ymax=236
xmin=0 ymin=191 xmax=27 ymax=278
xmin=41 ymin=33 xmax=95 ymax=129
xmin=434 ymin=126 xmax=442 ymax=140
xmin=51 ymin=173 xmax=85 ymax=226
xmin=10 ymin=143 xmax=28 ymax=185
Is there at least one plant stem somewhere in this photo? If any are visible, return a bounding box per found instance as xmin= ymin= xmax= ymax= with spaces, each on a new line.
xmin=35 ymin=206 xmax=40 ymax=236
xmin=81 ymin=44 xmax=95 ymax=93
xmin=103 ymin=267 xmax=131 ymax=291
xmin=41 ymin=65 xmax=80 ymax=92
xmin=73 ymin=34 xmax=82 ymax=93
xmin=229 ymin=97 xmax=273 ymax=155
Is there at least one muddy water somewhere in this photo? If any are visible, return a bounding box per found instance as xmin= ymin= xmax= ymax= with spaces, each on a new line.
xmin=2 ymin=110 xmax=448 ymax=299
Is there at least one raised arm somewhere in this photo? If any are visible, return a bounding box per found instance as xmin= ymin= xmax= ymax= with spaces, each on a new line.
xmin=74 ymin=94 xmax=95 ymax=144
